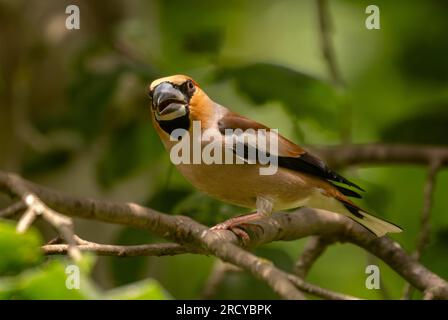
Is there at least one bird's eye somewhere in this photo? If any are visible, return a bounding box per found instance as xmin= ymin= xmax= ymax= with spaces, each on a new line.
xmin=186 ymin=80 xmax=195 ymax=94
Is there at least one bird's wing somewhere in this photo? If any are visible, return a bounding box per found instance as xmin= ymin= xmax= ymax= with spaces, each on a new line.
xmin=217 ymin=111 xmax=363 ymax=197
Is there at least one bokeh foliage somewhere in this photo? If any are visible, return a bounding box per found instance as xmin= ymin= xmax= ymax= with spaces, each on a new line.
xmin=0 ymin=0 xmax=447 ymax=299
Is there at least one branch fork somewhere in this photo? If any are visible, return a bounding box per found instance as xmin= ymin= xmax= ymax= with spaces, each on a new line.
xmin=1 ymin=142 xmax=447 ymax=300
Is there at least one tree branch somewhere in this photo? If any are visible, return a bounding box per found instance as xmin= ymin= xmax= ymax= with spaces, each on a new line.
xmin=311 ymin=144 xmax=448 ymax=168
xmin=288 ymin=274 xmax=360 ymax=300
xmin=3 ymin=173 xmax=81 ymax=261
xmin=316 ymin=0 xmax=344 ymax=88
xmin=402 ymin=159 xmax=441 ymax=299
xmin=0 ymin=171 xmax=305 ymax=300
xmin=0 ymin=201 xmax=26 ymax=218
xmin=315 ymin=0 xmax=352 ymax=143
xmin=294 ymin=236 xmax=335 ymax=278
xmin=42 ymin=240 xmax=193 ymax=257
xmin=201 ymin=260 xmax=241 ymax=299
xmin=0 ymin=164 xmax=447 ymax=299
xmin=415 ymin=159 xmax=441 ymax=259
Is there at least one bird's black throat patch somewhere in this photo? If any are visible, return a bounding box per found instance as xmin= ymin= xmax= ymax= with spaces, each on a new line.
xmin=157 ymin=111 xmax=190 ymax=137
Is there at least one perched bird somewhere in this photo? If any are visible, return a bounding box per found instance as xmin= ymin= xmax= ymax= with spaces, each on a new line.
xmin=147 ymin=75 xmax=402 ymax=237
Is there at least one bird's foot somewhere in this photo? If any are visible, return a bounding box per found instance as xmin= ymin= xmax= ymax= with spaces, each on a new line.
xmin=210 ymin=212 xmax=265 ymax=244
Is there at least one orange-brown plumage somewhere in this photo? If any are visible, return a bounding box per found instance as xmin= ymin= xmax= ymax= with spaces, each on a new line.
xmin=147 ymin=75 xmax=402 ymax=237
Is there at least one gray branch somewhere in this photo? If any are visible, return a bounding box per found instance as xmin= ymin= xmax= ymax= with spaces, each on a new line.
xmin=1 ymin=163 xmax=447 ymax=299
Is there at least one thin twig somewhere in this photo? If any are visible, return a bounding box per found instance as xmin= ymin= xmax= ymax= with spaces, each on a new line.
xmin=288 ymin=275 xmax=361 ymax=300
xmin=4 ymin=173 xmax=81 ymax=261
xmin=311 ymin=143 xmax=448 ymax=168
xmin=1 ymin=170 xmax=448 ymax=299
xmin=294 ymin=236 xmax=334 ymax=278
xmin=292 ymin=235 xmax=363 ymax=300
xmin=201 ymin=260 xmax=241 ymax=299
xmin=316 ymin=0 xmax=345 ymax=88
xmin=16 ymin=206 xmax=37 ymax=233
xmin=415 ymin=159 xmax=441 ymax=259
xmin=0 ymin=201 xmax=26 ymax=218
xmin=42 ymin=240 xmax=193 ymax=257
xmin=316 ymin=0 xmax=352 ymax=143
xmin=201 ymin=230 xmax=307 ymax=299
xmin=402 ymin=159 xmax=441 ymax=299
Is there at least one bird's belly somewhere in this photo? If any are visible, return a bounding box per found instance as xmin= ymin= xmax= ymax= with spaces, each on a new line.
xmin=175 ymin=163 xmax=313 ymax=210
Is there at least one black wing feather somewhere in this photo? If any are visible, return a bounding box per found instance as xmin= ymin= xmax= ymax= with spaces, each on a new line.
xmin=334 ymin=185 xmax=362 ymax=198
xmin=278 ymin=152 xmax=365 ymax=192
xmin=217 ymin=113 xmax=363 ymax=197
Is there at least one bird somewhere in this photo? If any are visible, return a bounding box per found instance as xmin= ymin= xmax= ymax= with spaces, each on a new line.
xmin=147 ymin=74 xmax=402 ymax=238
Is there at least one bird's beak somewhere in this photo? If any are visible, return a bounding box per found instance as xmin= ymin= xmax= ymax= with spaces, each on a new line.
xmin=152 ymin=82 xmax=188 ymax=121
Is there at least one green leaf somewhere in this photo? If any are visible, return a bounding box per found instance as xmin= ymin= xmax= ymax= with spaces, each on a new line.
xmin=105 ymin=278 xmax=171 ymax=300
xmin=0 ymin=221 xmax=43 ymax=276
xmin=380 ymin=101 xmax=448 ymax=145
xmin=0 ymin=278 xmax=17 ymax=299
xmin=215 ymin=63 xmax=340 ymax=129
xmin=10 ymin=260 xmax=98 ymax=300
xmin=76 ymin=253 xmax=97 ymax=274
xmin=108 ymin=188 xmax=192 ymax=287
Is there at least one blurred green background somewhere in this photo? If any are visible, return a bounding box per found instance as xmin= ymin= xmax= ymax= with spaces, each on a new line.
xmin=0 ymin=0 xmax=447 ymax=299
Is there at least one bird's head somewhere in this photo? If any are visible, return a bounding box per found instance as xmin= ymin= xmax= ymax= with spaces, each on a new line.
xmin=148 ymin=75 xmax=214 ymax=136
xmin=148 ymin=75 xmax=196 ymax=122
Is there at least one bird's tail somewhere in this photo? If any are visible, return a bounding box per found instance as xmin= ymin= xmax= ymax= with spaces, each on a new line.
xmin=341 ymin=202 xmax=402 ymax=237
xmin=307 ymin=192 xmax=402 ymax=237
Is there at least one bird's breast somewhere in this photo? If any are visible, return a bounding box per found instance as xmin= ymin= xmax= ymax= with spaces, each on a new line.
xmin=175 ymin=162 xmax=313 ymax=210
xmin=157 ymin=125 xmax=314 ymax=210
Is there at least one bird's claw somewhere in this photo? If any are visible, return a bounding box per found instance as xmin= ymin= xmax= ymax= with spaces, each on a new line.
xmin=210 ymin=212 xmax=266 ymax=245
xmin=210 ymin=223 xmax=251 ymax=245
xmin=211 ymin=222 xmax=263 ymax=245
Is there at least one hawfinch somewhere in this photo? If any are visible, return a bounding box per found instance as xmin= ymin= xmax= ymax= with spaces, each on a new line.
xmin=147 ymin=75 xmax=402 ymax=237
